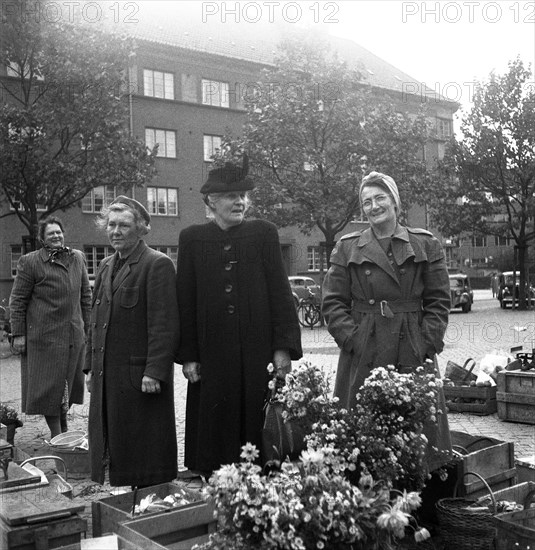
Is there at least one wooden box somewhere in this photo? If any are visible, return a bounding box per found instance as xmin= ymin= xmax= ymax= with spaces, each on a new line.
xmin=451 ymin=430 xmax=516 ymax=498
xmin=516 ymin=455 xmax=535 ymax=483
xmin=477 ymin=481 xmax=535 ymax=508
xmin=444 ymin=385 xmax=497 ymax=415
xmin=92 ymin=482 xmax=204 ymax=538
xmin=117 ymin=501 xmax=216 ymax=550
xmin=497 ymin=370 xmax=535 ymax=424
xmin=0 ymin=486 xmax=86 ymax=550
xmin=493 ymin=507 xmax=535 ymax=550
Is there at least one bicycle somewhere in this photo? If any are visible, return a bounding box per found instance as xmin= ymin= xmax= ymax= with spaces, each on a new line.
xmin=296 ymin=291 xmax=322 ymax=329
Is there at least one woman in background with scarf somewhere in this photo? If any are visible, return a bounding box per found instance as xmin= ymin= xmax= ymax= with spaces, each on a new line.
xmin=10 ymin=216 xmax=91 ymax=439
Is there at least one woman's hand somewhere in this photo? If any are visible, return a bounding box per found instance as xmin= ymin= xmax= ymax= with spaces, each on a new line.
xmin=182 ymin=362 xmax=201 ymax=383
xmin=142 ymin=375 xmax=161 ymax=394
xmin=12 ymin=335 xmax=26 ymax=354
xmin=273 ymin=349 xmax=291 ymax=381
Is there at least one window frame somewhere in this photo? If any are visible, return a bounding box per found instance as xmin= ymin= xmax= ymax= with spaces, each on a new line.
xmin=11 ymin=245 xmax=23 ymax=278
xmin=203 ymin=134 xmax=222 ymax=162
xmin=151 ymin=246 xmax=178 ymax=269
xmin=147 ymin=186 xmax=179 ymax=217
xmin=145 ymin=128 xmax=177 ymax=159
xmin=143 ymin=68 xmax=175 ymax=100
xmin=83 ymin=245 xmax=114 ymax=279
xmin=82 ymin=185 xmax=116 ymax=213
xmin=202 ymin=78 xmax=230 ymax=108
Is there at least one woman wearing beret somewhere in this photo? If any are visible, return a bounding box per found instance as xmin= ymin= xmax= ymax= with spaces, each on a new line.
xmin=85 ymin=196 xmax=180 ymax=488
xmin=322 ymin=171 xmax=451 ymax=470
xmin=176 ymin=157 xmax=302 ymax=475
xmin=10 ymin=216 xmax=91 ymax=440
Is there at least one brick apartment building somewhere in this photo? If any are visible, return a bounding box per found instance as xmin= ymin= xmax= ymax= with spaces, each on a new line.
xmin=0 ymin=10 xmax=465 ymax=300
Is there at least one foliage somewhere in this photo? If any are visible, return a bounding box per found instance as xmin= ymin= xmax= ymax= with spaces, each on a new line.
xmin=0 ymin=403 xmax=21 ymax=425
xmin=196 ymin=444 xmax=428 ymax=550
xmin=0 ymin=0 xmax=156 ymax=248
xmin=427 ymin=58 xmax=535 ymax=303
xmin=216 ymin=32 xmax=429 ymax=260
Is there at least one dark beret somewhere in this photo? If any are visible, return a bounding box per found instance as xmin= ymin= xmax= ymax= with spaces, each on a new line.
xmin=110 ymin=195 xmax=151 ymax=225
xmin=200 ymin=154 xmax=255 ymax=194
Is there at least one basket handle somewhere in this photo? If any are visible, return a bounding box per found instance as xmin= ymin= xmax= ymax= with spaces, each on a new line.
xmin=462 ymin=358 xmax=476 ymax=374
xmin=19 ymin=455 xmax=68 ymax=482
xmin=454 ymin=471 xmax=496 ymax=514
xmin=452 ymin=445 xmax=469 ymax=455
xmin=464 ymin=437 xmax=496 ymax=451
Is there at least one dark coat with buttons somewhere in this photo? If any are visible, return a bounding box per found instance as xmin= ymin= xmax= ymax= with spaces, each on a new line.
xmin=85 ymin=240 xmax=179 ymax=486
xmin=322 ymin=225 xmax=451 ymax=470
xmin=176 ymin=219 xmax=302 ymax=472
xmin=10 ymin=248 xmax=91 ymax=415
xmin=322 ymin=224 xmax=450 ymax=405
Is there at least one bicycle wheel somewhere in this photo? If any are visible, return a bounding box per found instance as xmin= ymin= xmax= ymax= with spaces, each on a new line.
xmin=298 ymin=302 xmax=321 ymax=328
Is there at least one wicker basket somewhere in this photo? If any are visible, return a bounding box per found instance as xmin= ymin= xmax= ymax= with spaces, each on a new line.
xmin=444 ymin=358 xmax=477 ymax=384
xmin=436 ymin=472 xmax=497 ymax=550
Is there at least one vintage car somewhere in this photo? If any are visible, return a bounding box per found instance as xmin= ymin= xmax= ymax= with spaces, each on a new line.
xmin=448 ymin=273 xmax=473 ymax=313
xmin=498 ymin=271 xmax=535 ymax=309
xmin=288 ymin=276 xmax=321 ymax=307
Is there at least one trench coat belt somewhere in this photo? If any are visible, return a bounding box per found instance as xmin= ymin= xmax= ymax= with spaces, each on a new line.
xmin=352 ymin=299 xmax=422 ymax=315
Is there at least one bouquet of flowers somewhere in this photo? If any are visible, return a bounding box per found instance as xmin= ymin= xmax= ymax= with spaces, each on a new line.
xmin=306 ymin=362 xmax=450 ymax=491
xmin=195 ymin=443 xmax=429 ymax=550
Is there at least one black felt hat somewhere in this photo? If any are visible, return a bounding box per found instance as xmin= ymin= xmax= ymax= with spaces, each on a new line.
xmin=200 ymin=154 xmax=254 ymax=193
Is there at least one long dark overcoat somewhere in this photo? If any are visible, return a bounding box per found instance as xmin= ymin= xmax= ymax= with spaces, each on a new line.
xmin=322 ymin=225 xmax=452 ymax=469
xmin=85 ymin=240 xmax=180 ymax=486
xmin=176 ymin=220 xmax=303 ymax=472
xmin=9 ymin=248 xmax=91 ymax=415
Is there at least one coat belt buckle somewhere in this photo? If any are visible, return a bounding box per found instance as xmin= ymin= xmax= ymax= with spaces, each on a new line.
xmin=380 ymin=300 xmax=394 ymax=318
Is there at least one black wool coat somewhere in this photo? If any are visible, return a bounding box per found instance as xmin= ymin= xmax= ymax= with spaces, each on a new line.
xmin=176 ymin=220 xmax=302 ymax=472
xmin=85 ymin=241 xmax=180 ymax=486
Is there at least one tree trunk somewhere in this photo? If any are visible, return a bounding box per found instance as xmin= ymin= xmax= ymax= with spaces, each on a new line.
xmin=517 ymin=244 xmax=528 ymax=310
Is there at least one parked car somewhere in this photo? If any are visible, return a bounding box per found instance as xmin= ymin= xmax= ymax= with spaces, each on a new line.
xmin=448 ymin=273 xmax=473 ymax=313
xmin=288 ymin=276 xmax=321 ymax=307
xmin=498 ymin=271 xmax=535 ymax=309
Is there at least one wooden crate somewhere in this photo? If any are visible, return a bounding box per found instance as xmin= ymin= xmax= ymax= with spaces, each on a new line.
xmin=497 ymin=370 xmax=535 ymax=424
xmin=477 ymin=481 xmax=535 ymax=508
xmin=117 ymin=501 xmax=217 ymax=550
xmin=0 ymin=486 xmax=86 ymax=550
xmin=444 ymin=385 xmax=497 ymax=415
xmin=451 ymin=430 xmax=516 ymax=498
xmin=92 ymin=482 xmax=204 ymax=538
xmin=493 ymin=507 xmax=535 ymax=550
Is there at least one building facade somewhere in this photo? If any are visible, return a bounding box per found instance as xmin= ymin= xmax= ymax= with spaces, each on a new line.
xmin=1 ymin=15 xmax=464 ymax=299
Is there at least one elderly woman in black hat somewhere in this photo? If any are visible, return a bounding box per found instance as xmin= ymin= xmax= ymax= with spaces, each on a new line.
xmin=176 ymin=157 xmax=302 ymax=475
xmin=85 ymin=196 xmax=180 ymax=488
xmin=322 ymin=171 xmax=451 ymax=471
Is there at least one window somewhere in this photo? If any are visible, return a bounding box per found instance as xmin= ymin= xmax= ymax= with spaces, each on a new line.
xmin=84 ymin=246 xmax=113 ymax=278
xmin=496 ymin=235 xmax=510 ymax=246
xmin=307 ymin=246 xmax=325 ymax=272
xmin=11 ymin=245 xmax=23 ymax=277
xmin=82 ymin=186 xmax=116 ymax=213
xmin=151 ymin=246 xmax=178 ymax=269
xmin=147 ymin=187 xmax=178 ymax=216
xmin=6 ymin=61 xmax=43 ymax=80
xmin=471 ymin=235 xmax=487 ymax=247
xmin=437 ymin=118 xmax=452 ymax=139
xmin=10 ymin=198 xmax=46 ymax=212
xmin=202 ymin=79 xmax=229 ymax=108
xmin=145 ymin=128 xmax=176 ymax=158
xmin=203 ymin=135 xmax=222 ymax=161
xmin=143 ymin=69 xmax=174 ymax=100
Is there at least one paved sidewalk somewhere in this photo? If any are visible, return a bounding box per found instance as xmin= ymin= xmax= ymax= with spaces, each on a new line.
xmin=1 ymin=288 xmax=534 ymax=537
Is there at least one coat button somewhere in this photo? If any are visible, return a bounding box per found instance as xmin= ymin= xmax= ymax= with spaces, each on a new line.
xmin=368 ymin=299 xmax=375 ymax=305
xmin=100 ymin=347 xmax=104 ymax=352
xmin=223 ymin=243 xmax=232 ymax=251
xmin=103 ymin=323 xmax=107 ymax=329
xmin=96 ymin=299 xmax=101 ymax=304
xmin=400 ymin=268 xmax=405 ymax=275
xmin=227 ymin=305 xmax=235 ymax=314
xmin=99 ymin=371 xmax=103 ymax=376
xmin=365 ymin=270 xmax=371 ymax=276
xmin=399 ymin=332 xmax=405 ymax=340
xmin=224 ymin=263 xmax=232 ymax=271
xmin=225 ymin=284 xmax=233 ymax=293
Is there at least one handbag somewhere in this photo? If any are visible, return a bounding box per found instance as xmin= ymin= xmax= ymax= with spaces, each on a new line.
xmin=262 ymin=387 xmax=306 ymax=467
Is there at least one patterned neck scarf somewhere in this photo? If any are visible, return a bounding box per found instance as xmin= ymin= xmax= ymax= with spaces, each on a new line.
xmin=46 ymin=246 xmax=72 ymax=263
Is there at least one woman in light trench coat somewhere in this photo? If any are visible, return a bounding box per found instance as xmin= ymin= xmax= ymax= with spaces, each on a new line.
xmin=322 ymin=171 xmax=452 ymax=472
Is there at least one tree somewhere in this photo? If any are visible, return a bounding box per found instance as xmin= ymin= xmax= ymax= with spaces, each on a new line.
xmin=0 ymin=0 xmax=156 ymax=249
xmin=219 ymin=34 xmax=429 ymax=266
xmin=427 ymin=58 xmax=535 ymax=308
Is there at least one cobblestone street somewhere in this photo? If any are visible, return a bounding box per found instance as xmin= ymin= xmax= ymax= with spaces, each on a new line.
xmin=1 ymin=288 xmax=534 ymax=538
